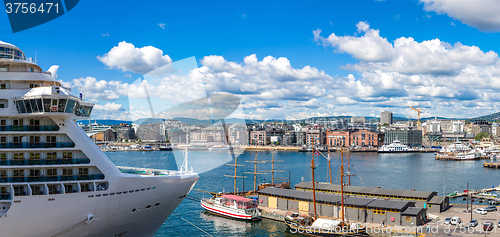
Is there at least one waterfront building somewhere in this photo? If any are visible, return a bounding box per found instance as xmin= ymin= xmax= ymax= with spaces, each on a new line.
xmin=471 ymin=120 xmax=491 ymax=135
xmin=350 ymin=129 xmax=382 ymax=147
xmin=326 ymin=130 xmax=349 ymax=147
xmin=380 ymin=111 xmax=393 ymax=125
xmin=135 ymin=122 xmax=166 ymax=142
xmin=327 ymin=129 xmax=383 ymax=148
xmin=306 ymin=129 xmax=323 ymax=147
xmin=115 ymin=124 xmax=136 ymax=141
xmin=250 ymin=130 xmax=266 ymax=145
xmin=295 ymin=131 xmax=307 ymax=146
xmin=384 ymin=129 xmax=422 ymax=147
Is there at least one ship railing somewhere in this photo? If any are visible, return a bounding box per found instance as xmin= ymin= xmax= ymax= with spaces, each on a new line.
xmin=0 ymin=142 xmax=75 ymax=149
xmin=0 ymin=125 xmax=59 ymax=132
xmin=0 ymin=157 xmax=90 ymax=165
xmin=117 ymin=166 xmax=187 ymax=176
xmin=0 ymin=174 xmax=105 ymax=183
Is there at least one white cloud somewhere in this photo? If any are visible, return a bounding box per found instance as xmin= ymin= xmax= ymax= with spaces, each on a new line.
xmin=98 ymin=41 xmax=172 ymax=74
xmin=158 ymin=23 xmax=166 ymax=29
xmin=93 ymin=102 xmax=125 ymax=111
xmin=313 ymin=21 xmax=500 ymax=118
xmin=314 ymin=22 xmax=394 ymax=62
xmin=71 ymin=77 xmax=120 ymax=100
xmin=420 ymin=0 xmax=500 ymax=32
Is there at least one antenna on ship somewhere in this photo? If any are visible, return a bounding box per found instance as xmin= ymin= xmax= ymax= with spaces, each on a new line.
xmin=181 ymin=134 xmax=189 ymax=173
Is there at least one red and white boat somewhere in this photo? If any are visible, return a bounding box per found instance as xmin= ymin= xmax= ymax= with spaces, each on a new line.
xmin=201 ymin=194 xmax=262 ymax=221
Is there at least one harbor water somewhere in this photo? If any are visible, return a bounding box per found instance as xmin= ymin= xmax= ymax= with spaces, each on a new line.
xmin=105 ymin=150 xmax=500 ymax=236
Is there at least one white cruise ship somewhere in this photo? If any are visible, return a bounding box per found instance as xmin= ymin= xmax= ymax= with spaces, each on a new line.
xmin=378 ymin=139 xmax=417 ymax=153
xmin=0 ymin=41 xmax=199 ymax=237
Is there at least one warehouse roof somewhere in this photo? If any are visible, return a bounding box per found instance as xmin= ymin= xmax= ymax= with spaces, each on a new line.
xmin=258 ymin=187 xmax=412 ymax=211
xmin=295 ymin=182 xmax=436 ymax=199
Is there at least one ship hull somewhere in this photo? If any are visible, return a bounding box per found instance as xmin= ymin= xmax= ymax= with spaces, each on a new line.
xmin=0 ymin=174 xmax=199 ymax=237
xmin=201 ymin=201 xmax=261 ymax=221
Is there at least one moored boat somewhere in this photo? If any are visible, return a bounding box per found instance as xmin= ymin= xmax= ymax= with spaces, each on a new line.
xmin=378 ymin=139 xmax=417 ymax=153
xmin=201 ymin=194 xmax=262 ymax=221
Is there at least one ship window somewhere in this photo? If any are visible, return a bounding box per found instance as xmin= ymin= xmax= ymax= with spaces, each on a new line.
xmin=0 ymin=68 xmax=6 ymax=72
xmin=13 ymin=119 xmax=23 ymax=126
xmin=63 ymin=168 xmax=73 ymax=175
xmin=58 ymin=99 xmax=67 ymax=112
xmin=78 ymin=168 xmax=88 ymax=175
xmin=63 ymin=152 xmax=72 ymax=159
xmin=30 ymin=99 xmax=39 ymax=112
xmin=13 ymin=153 xmax=24 ymax=159
xmin=43 ymin=99 xmax=51 ymax=112
xmin=24 ymin=100 xmax=32 ymax=113
xmin=29 ymin=83 xmax=40 ymax=88
xmin=65 ymin=100 xmax=76 ymax=113
xmin=16 ymin=101 xmax=26 ymax=113
xmin=46 ymin=169 xmax=57 ymax=176
xmin=36 ymin=99 xmax=42 ymax=112
xmin=0 ymin=153 xmax=5 ymax=160
xmin=47 ymin=152 xmax=57 ymax=159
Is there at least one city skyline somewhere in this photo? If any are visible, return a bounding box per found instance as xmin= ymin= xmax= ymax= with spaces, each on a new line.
xmin=3 ymin=1 xmax=500 ymax=120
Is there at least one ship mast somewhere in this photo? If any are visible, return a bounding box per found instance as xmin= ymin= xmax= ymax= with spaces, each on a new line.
xmin=244 ymin=152 xmax=266 ymax=192
xmin=262 ymin=149 xmax=284 ymax=185
xmin=311 ymin=148 xmax=317 ymax=218
xmin=225 ymin=156 xmax=245 ymax=194
xmin=347 ymin=150 xmax=351 ymax=186
xmin=340 ymin=148 xmax=345 ymax=224
xmin=328 ymin=146 xmax=332 ymax=184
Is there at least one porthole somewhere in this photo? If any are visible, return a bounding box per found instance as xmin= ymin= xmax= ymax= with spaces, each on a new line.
xmin=155 ymin=203 xmax=160 ymax=207
xmin=146 ymin=205 xmax=151 ymax=209
xmin=131 ymin=208 xmax=136 ymax=213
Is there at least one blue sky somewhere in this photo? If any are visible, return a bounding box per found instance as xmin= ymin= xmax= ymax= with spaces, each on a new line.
xmin=2 ymin=0 xmax=500 ymax=120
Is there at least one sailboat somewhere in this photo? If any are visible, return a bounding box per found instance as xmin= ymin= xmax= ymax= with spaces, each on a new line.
xmin=284 ymin=148 xmax=367 ymax=236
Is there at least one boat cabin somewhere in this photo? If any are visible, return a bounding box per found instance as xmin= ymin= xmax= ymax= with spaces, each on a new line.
xmin=221 ymin=194 xmax=257 ymax=209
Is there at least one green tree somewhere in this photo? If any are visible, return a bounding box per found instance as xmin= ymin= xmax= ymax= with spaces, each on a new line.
xmin=475 ymin=132 xmax=490 ymax=141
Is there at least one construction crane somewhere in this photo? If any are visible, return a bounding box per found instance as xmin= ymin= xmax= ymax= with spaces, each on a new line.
xmin=409 ymin=106 xmax=422 ymax=130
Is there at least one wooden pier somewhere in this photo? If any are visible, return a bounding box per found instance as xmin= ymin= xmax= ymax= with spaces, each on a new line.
xmin=447 ymin=186 xmax=499 ymax=198
xmin=484 ymin=162 xmax=500 ymax=168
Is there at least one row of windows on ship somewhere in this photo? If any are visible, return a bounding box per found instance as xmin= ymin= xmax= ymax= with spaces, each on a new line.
xmin=0 ymin=151 xmax=90 ymax=165
xmin=14 ymin=97 xmax=92 ymax=117
xmin=0 ymin=181 xmax=109 ymax=200
xmin=0 ymin=118 xmax=59 ymax=132
xmin=0 ymin=134 xmax=75 ymax=149
xmin=0 ymin=166 xmax=104 ymax=184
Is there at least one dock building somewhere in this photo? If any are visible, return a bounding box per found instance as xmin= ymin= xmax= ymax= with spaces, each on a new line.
xmin=294 ymin=182 xmax=448 ymax=213
xmin=257 ymin=187 xmax=427 ymax=226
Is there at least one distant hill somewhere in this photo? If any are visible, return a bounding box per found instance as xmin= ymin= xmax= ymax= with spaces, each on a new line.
xmin=470 ymin=112 xmax=500 ymax=122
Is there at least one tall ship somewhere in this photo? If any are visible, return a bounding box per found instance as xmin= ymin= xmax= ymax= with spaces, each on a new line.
xmin=0 ymin=41 xmax=199 ymax=237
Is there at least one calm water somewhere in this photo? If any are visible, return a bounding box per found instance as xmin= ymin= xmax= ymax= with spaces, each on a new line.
xmin=105 ymin=150 xmax=500 ymax=236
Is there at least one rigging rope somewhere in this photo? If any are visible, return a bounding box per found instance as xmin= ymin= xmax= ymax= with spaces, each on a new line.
xmin=171 ymin=212 xmax=214 ymax=237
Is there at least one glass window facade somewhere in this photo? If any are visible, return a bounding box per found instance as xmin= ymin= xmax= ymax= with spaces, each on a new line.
xmin=14 ymin=98 xmax=92 ymax=117
xmin=0 ymin=46 xmax=26 ymax=60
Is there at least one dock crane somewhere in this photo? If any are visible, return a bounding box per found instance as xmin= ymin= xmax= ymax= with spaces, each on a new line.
xmin=409 ymin=106 xmax=422 ymax=130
